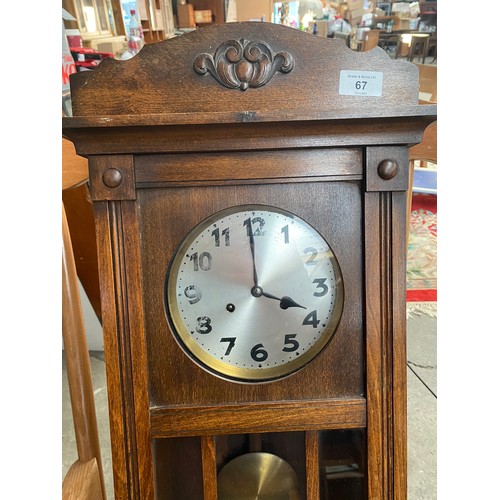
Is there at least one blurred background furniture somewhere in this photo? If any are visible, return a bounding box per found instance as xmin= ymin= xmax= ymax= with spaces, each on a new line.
xmin=361 ymin=30 xmax=380 ymax=51
xmin=425 ymin=32 xmax=437 ymax=63
xmin=407 ymin=33 xmax=430 ymax=62
xmin=416 ymin=63 xmax=437 ymax=103
xmin=378 ymin=31 xmax=400 ymax=53
xmin=407 ymin=121 xmax=437 ymax=248
xmin=62 ymin=139 xmax=101 ymax=322
xmin=332 ymin=30 xmax=350 ymax=46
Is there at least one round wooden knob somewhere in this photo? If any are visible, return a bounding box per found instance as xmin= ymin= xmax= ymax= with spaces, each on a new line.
xmin=102 ymin=168 xmax=122 ymax=188
xmin=377 ymin=160 xmax=399 ymax=180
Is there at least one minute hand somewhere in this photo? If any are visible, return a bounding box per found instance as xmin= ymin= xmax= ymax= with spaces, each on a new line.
xmin=260 ymin=291 xmax=306 ymax=310
xmin=248 ymin=222 xmax=259 ymax=287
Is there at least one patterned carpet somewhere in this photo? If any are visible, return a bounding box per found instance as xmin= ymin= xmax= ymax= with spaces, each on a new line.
xmin=407 ymin=193 xmax=437 ymax=318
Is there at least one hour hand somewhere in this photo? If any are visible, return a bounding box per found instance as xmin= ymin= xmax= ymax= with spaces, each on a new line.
xmin=259 ymin=290 xmax=306 ymax=310
xmin=278 ymin=296 xmax=307 ymax=310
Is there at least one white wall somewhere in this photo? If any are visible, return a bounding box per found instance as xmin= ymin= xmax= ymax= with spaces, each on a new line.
xmin=79 ymin=281 xmax=104 ymax=350
xmin=62 ymin=280 xmax=104 ymax=352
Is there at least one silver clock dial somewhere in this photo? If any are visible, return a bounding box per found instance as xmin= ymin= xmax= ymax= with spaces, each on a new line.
xmin=166 ymin=205 xmax=343 ymax=382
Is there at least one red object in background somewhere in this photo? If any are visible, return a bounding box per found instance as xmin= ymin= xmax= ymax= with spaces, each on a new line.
xmin=67 ymin=35 xmax=83 ymax=48
xmin=406 ymin=192 xmax=437 ymax=303
xmin=406 ymin=288 xmax=437 ymax=302
xmin=69 ymin=47 xmax=114 ymax=71
xmin=62 ymin=52 xmax=76 ymax=86
xmin=66 ymin=29 xmax=83 ymax=48
xmin=412 ymin=192 xmax=437 ymax=212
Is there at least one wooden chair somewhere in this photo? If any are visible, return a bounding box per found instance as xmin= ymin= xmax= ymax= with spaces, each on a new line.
xmin=62 ymin=138 xmax=106 ymax=500
xmin=407 ymin=33 xmax=430 ymax=63
xmin=360 ymin=30 xmax=380 ymax=51
xmin=425 ymin=33 xmax=437 ymax=64
xmin=407 ymin=121 xmax=437 ymax=248
xmin=62 ymin=139 xmax=102 ymax=323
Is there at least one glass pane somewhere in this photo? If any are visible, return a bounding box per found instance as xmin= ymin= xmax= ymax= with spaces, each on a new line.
xmin=121 ymin=0 xmax=139 ymax=37
xmin=216 ymin=432 xmax=306 ymax=499
xmin=319 ymin=429 xmax=367 ymax=499
xmin=82 ymin=0 xmax=98 ymax=33
xmin=74 ymin=0 xmax=86 ymax=32
xmin=96 ymin=0 xmax=110 ymax=32
xmin=153 ymin=437 xmax=204 ymax=499
xmin=105 ymin=0 xmax=116 ymax=33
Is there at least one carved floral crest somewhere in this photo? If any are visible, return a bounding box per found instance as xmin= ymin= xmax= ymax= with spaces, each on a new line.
xmin=193 ymin=38 xmax=294 ymax=91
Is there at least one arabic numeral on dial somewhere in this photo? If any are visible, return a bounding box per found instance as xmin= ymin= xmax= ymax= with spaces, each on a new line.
xmin=312 ymin=278 xmax=328 ymax=297
xmin=243 ymin=217 xmax=253 ymax=236
xmin=250 ymin=343 xmax=268 ymax=362
xmin=211 ymin=227 xmax=230 ymax=247
xmin=283 ymin=334 xmax=299 ymax=352
xmin=281 ymin=224 xmax=289 ymax=244
xmin=304 ymin=247 xmax=318 ymax=266
xmin=220 ymin=337 xmax=236 ymax=356
xmin=190 ymin=252 xmax=212 ymax=271
xmin=184 ymin=285 xmax=202 ymax=304
xmin=303 ymin=310 xmax=320 ymax=328
xmin=243 ymin=216 xmax=266 ymax=237
xmin=195 ymin=316 xmax=212 ymax=334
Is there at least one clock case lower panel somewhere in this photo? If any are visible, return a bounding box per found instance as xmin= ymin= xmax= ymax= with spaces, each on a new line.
xmin=153 ymin=429 xmax=367 ymax=499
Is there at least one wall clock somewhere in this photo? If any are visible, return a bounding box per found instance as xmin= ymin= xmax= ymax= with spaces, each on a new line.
xmin=63 ymin=21 xmax=436 ymax=500
xmin=165 ymin=204 xmax=344 ymax=382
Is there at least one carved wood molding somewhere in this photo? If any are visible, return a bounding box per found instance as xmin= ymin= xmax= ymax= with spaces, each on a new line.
xmin=64 ymin=22 xmax=433 ymax=117
xmin=94 ymin=200 xmax=154 ymax=499
xmin=194 ymin=38 xmax=294 ymax=90
xmin=364 ymin=190 xmax=407 ymax=499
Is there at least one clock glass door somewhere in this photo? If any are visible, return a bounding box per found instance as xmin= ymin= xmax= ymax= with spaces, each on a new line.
xmin=139 ymin=179 xmax=364 ymax=407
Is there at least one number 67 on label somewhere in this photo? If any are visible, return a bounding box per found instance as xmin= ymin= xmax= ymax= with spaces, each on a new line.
xmin=339 ymin=70 xmax=383 ymax=97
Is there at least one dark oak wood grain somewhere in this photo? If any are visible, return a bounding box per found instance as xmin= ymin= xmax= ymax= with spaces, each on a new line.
xmin=63 ymin=20 xmax=436 ymax=500
xmin=139 ymin=181 xmax=364 ymax=410
xmin=306 ymin=431 xmax=320 ymax=499
xmin=364 ymin=189 xmax=409 ymax=500
xmin=68 ymin=23 xmax=420 ymax=116
xmin=153 ymin=437 xmax=204 ymax=498
xmin=150 ymin=398 xmax=366 ymax=438
xmin=201 ymin=436 xmax=217 ymax=500
xmin=134 ymin=147 xmax=363 ymax=186
xmin=64 ymin=117 xmax=433 ymax=157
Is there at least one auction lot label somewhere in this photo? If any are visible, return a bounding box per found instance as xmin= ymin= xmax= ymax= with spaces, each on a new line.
xmin=339 ymin=70 xmax=383 ymax=96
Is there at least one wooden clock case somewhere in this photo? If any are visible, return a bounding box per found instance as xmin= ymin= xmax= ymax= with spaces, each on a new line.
xmin=63 ymin=22 xmax=437 ymax=499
